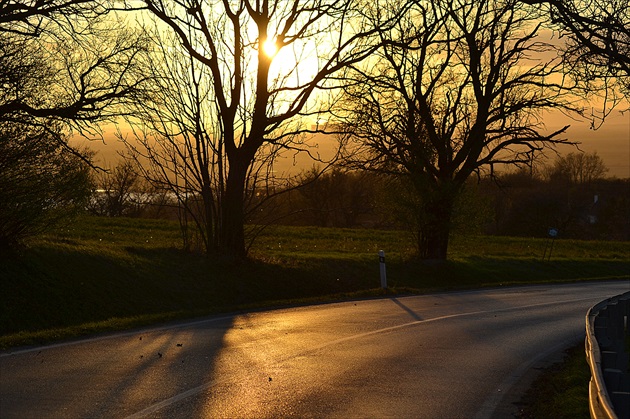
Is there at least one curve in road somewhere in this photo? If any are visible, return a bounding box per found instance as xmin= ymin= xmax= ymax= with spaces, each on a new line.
xmin=1 ymin=280 xmax=628 ymax=418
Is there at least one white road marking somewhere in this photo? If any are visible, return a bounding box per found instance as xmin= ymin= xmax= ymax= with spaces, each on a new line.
xmin=0 ymin=315 xmax=236 ymax=358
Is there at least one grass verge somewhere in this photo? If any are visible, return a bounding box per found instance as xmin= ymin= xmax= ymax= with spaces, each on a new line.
xmin=1 ymin=215 xmax=629 ymax=349
xmin=516 ymin=343 xmax=591 ymax=418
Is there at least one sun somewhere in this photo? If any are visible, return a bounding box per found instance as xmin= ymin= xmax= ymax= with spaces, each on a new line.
xmin=262 ymin=38 xmax=278 ymax=57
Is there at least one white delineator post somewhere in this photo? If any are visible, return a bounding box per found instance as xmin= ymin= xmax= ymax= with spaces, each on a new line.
xmin=379 ymin=250 xmax=387 ymax=289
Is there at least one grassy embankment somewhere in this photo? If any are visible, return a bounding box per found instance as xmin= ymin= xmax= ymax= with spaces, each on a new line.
xmin=1 ymin=215 xmax=629 ymax=349
xmin=517 ymin=343 xmax=592 ymax=418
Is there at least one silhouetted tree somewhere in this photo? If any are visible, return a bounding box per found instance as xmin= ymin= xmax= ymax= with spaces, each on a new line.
xmin=592 ymin=179 xmax=630 ymax=241
xmin=340 ymin=0 xmax=578 ymax=259
xmin=547 ymin=152 xmax=609 ymax=184
xmin=123 ymin=0 xmax=392 ymax=259
xmin=0 ymin=121 xmax=93 ymax=248
xmin=525 ymin=0 xmax=629 ymax=126
xmin=88 ymin=160 xmax=159 ymax=217
xmin=0 ymin=2 xmax=147 ymax=133
xmin=482 ymin=157 xmax=629 ymax=240
xmin=531 ymin=0 xmax=629 ymax=90
xmin=0 ymin=2 xmax=147 ymax=247
xmin=293 ymin=167 xmax=376 ymax=228
xmin=0 ymin=0 xmax=103 ymax=37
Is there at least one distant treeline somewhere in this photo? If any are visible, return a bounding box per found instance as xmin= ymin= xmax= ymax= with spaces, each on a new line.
xmin=252 ymin=169 xmax=629 ymax=242
xmin=89 ymin=162 xmax=629 ymax=242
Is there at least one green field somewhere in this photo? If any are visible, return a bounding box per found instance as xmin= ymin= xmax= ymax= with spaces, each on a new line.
xmin=1 ymin=215 xmax=629 ymax=349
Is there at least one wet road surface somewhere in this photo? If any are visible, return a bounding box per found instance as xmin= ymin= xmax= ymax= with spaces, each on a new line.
xmin=1 ymin=281 xmax=628 ymax=418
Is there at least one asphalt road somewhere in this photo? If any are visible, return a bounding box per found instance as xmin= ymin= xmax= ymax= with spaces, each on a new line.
xmin=1 ymin=280 xmax=628 ymax=418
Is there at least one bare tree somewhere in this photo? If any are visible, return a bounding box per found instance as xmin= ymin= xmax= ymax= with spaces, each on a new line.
xmin=88 ymin=160 xmax=159 ymax=217
xmin=340 ymin=0 xmax=579 ymax=259
xmin=547 ymin=151 xmax=609 ymax=184
xmin=525 ymin=0 xmax=629 ymax=126
xmin=123 ymin=0 xmax=388 ymax=259
xmin=531 ymin=0 xmax=629 ymax=88
xmin=0 ymin=0 xmax=104 ymax=37
xmin=121 ymin=32 xmax=225 ymax=254
xmin=0 ymin=120 xmax=94 ymax=248
xmin=293 ymin=167 xmax=376 ymax=228
xmin=0 ymin=1 xmax=149 ymax=246
xmin=0 ymin=1 xmax=148 ymax=133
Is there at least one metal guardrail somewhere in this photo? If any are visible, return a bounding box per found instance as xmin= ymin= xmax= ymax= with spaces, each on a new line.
xmin=585 ymin=291 xmax=630 ymax=419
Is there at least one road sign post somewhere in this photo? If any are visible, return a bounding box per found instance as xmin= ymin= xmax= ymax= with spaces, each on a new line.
xmin=543 ymin=228 xmax=558 ymax=262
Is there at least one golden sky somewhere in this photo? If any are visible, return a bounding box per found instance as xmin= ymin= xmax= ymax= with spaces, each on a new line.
xmin=547 ymin=109 xmax=630 ymax=178
xmin=75 ymin=8 xmax=630 ymax=180
xmin=81 ymin=107 xmax=630 ymax=179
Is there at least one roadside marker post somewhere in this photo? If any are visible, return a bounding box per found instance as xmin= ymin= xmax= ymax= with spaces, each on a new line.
xmin=379 ymin=250 xmax=387 ymax=289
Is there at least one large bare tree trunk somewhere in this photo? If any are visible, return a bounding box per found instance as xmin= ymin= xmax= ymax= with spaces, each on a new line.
xmin=415 ymin=181 xmax=459 ymax=260
xmin=418 ymin=201 xmax=453 ymax=260
xmin=220 ymin=159 xmax=248 ymax=260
